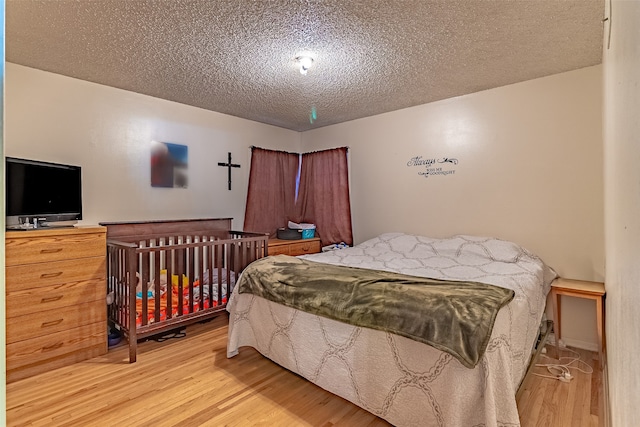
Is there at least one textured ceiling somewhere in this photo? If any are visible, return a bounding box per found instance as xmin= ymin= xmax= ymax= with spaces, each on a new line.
xmin=7 ymin=0 xmax=604 ymax=132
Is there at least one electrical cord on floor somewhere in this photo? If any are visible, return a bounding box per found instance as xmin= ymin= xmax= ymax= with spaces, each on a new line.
xmin=533 ymin=346 xmax=594 ymax=382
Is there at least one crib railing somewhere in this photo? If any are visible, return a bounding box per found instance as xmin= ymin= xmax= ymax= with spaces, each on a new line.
xmin=106 ymin=231 xmax=268 ymax=362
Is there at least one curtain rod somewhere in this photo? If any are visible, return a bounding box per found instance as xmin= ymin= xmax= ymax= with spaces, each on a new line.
xmin=249 ymin=145 xmax=349 ymax=154
xmin=248 ymin=146 xmax=299 ymax=155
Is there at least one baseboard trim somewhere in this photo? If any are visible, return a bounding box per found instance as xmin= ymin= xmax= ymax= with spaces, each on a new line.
xmin=547 ymin=333 xmax=599 ymax=352
xmin=602 ymin=349 xmax=610 ymax=427
xmin=560 ymin=338 xmax=599 ymax=352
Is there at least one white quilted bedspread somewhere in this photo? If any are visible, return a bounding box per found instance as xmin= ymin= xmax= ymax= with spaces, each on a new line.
xmin=227 ymin=233 xmax=556 ymax=426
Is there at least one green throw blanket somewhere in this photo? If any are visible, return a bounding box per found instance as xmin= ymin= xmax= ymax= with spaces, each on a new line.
xmin=236 ymin=255 xmax=515 ymax=368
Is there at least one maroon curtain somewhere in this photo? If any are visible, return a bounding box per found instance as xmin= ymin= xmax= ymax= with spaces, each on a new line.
xmin=296 ymin=147 xmax=353 ymax=246
xmin=243 ymin=147 xmax=300 ymax=238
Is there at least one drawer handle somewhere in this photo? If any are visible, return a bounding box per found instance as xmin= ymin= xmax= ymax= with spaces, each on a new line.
xmin=42 ymin=342 xmax=64 ymax=352
xmin=41 ymin=295 xmax=63 ymax=303
xmin=40 ymin=248 xmax=63 ymax=254
xmin=41 ymin=319 xmax=64 ymax=328
xmin=40 ymin=272 xmax=63 ymax=279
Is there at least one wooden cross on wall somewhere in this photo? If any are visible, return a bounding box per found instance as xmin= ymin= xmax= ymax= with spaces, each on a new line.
xmin=218 ymin=152 xmax=241 ymax=190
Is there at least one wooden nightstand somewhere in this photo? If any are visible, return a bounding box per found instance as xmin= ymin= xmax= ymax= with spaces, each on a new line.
xmin=550 ymin=278 xmax=605 ymax=354
xmin=268 ymin=237 xmax=321 ymax=256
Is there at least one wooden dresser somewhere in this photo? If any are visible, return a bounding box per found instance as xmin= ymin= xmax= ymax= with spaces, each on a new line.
xmin=5 ymin=226 xmax=107 ymax=382
xmin=268 ymin=237 xmax=321 ymax=256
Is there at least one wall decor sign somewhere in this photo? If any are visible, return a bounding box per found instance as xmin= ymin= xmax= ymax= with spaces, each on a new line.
xmin=151 ymin=141 xmax=188 ymax=188
xmin=407 ymin=156 xmax=458 ymax=178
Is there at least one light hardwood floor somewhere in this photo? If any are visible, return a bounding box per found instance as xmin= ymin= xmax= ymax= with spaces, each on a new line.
xmin=517 ymin=345 xmax=604 ymax=427
xmin=7 ymin=316 xmax=603 ymax=426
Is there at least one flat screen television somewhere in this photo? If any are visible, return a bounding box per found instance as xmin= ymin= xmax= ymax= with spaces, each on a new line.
xmin=6 ymin=157 xmax=83 ymax=228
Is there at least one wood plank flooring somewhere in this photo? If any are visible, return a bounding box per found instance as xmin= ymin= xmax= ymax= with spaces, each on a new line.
xmin=7 ymin=316 xmax=603 ymax=426
xmin=517 ymin=345 xmax=604 ymax=427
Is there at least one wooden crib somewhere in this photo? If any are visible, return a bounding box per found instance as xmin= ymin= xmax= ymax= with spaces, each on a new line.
xmin=101 ymin=218 xmax=269 ymax=362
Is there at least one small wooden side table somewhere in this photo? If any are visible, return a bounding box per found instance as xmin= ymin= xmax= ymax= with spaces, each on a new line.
xmin=550 ymin=278 xmax=606 ymax=354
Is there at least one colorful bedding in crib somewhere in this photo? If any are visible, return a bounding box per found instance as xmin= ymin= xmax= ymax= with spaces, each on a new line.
xmin=134 ymin=269 xmax=234 ymax=327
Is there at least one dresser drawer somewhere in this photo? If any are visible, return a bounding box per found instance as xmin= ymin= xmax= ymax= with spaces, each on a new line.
xmin=288 ymin=240 xmax=321 ymax=256
xmin=268 ymin=244 xmax=291 ymax=256
xmin=6 ymin=303 xmax=106 ymax=344
xmin=6 ymin=322 xmax=106 ymax=372
xmin=268 ymin=237 xmax=321 ymax=257
xmin=5 ymin=230 xmax=106 ymax=266
xmin=6 ymin=278 xmax=105 ymax=318
xmin=6 ymin=256 xmax=105 ymax=292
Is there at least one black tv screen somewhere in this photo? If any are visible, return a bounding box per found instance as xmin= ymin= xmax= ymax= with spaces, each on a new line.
xmin=6 ymin=157 xmax=83 ymax=223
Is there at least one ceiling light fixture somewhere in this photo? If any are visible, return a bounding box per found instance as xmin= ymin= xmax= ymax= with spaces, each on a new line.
xmin=296 ymin=55 xmax=314 ymax=75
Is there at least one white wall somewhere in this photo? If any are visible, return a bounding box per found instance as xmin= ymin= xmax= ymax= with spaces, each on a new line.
xmin=5 ymin=63 xmax=606 ymax=351
xmin=1 ymin=1 xmax=7 ymax=421
xmin=603 ymin=1 xmax=640 ymax=425
xmin=303 ymin=66 xmax=604 ymax=349
xmin=5 ymin=63 xmax=300 ymax=229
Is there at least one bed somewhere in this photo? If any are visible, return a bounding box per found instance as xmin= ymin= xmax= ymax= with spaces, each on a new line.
xmin=226 ymin=232 xmax=557 ymax=426
xmin=102 ymin=218 xmax=269 ymax=363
